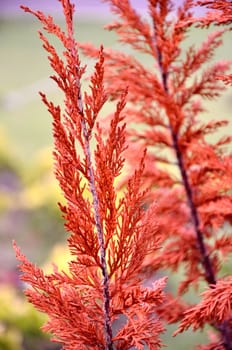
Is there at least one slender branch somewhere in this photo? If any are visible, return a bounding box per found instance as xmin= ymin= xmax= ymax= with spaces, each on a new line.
xmin=64 ymin=4 xmax=113 ymax=347
xmin=83 ymin=121 xmax=114 ymax=350
xmin=153 ymin=24 xmax=232 ymax=350
xmin=154 ymin=31 xmax=217 ymax=286
xmin=78 ymin=89 xmax=114 ymax=350
xmin=170 ymin=129 xmax=216 ymax=286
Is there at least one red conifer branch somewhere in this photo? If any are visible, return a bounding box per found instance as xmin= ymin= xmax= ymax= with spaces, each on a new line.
xmin=152 ymin=13 xmax=217 ymax=287
xmin=15 ymin=0 xmax=232 ymax=348
xmin=197 ymin=0 xmax=232 ymax=28
xmin=79 ymin=47 xmax=114 ymax=349
xmin=80 ymin=0 xmax=232 ymax=348
xmin=196 ymin=0 xmax=232 ymax=86
xmin=177 ymin=0 xmax=232 ymax=85
xmin=174 ymin=278 xmax=232 ymax=342
xmin=15 ymin=1 xmax=167 ymax=349
xmin=21 ymin=2 xmax=114 ymax=347
xmin=150 ymin=14 xmax=232 ymax=350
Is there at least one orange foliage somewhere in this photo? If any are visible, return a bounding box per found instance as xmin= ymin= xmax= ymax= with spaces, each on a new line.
xmin=175 ymin=278 xmax=232 ymax=332
xmin=15 ymin=0 xmax=232 ymax=349
xmin=197 ymin=0 xmax=232 ymax=28
xmin=180 ymin=0 xmax=232 ymax=85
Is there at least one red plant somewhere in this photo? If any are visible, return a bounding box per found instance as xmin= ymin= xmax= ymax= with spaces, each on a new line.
xmin=179 ymin=0 xmax=232 ymax=85
xmin=197 ymin=0 xmax=232 ymax=28
xmin=15 ymin=0 xmax=232 ymax=349
xmin=196 ymin=0 xmax=232 ymax=85
xmin=15 ymin=1 xmax=166 ymax=349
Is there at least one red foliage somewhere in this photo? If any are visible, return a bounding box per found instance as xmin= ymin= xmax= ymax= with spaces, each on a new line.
xmin=16 ymin=1 xmax=166 ymax=349
xmin=80 ymin=0 xmax=232 ymax=348
xmin=15 ymin=0 xmax=232 ymax=349
xmin=175 ymin=278 xmax=232 ymax=332
xmin=178 ymin=0 xmax=232 ymax=85
xmin=196 ymin=0 xmax=232 ymax=85
xmin=197 ymin=0 xmax=232 ymax=28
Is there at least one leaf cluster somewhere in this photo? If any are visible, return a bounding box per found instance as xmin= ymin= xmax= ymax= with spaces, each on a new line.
xmin=15 ymin=0 xmax=232 ymax=349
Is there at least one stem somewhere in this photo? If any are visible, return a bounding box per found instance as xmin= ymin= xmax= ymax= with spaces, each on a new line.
xmin=82 ymin=118 xmax=114 ymax=350
xmin=170 ymin=129 xmax=216 ymax=286
xmin=157 ymin=48 xmax=217 ymax=285
xmin=65 ymin=6 xmax=114 ymax=347
xmin=155 ymin=42 xmax=232 ymax=349
xmin=78 ymin=90 xmax=114 ymax=350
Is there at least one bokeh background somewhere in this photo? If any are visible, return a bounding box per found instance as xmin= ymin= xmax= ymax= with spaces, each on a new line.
xmin=0 ymin=1 xmax=232 ymax=349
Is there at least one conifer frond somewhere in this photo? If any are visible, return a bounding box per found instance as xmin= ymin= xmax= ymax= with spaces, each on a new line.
xmin=174 ymin=278 xmax=232 ymax=334
xmin=197 ymin=0 xmax=232 ymax=28
xmin=16 ymin=0 xmax=232 ymax=349
xmin=15 ymin=1 xmax=167 ymax=349
xmin=81 ymin=0 xmax=232 ymax=347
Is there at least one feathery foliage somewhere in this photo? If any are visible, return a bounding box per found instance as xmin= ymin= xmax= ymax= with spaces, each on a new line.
xmin=15 ymin=0 xmax=232 ymax=349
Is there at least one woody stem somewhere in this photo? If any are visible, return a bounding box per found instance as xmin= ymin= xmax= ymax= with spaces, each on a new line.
xmin=82 ymin=118 xmax=114 ymax=350
xmin=170 ymin=128 xmax=216 ymax=286
xmin=169 ymin=97 xmax=232 ymax=350
xmin=78 ymin=91 xmax=113 ymax=349
xmin=156 ymin=48 xmax=232 ymax=350
xmin=156 ymin=48 xmax=216 ymax=285
xmin=65 ymin=9 xmax=114 ymax=348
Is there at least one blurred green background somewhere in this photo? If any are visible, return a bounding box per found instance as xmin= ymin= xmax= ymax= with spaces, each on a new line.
xmin=0 ymin=4 xmax=232 ymax=350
